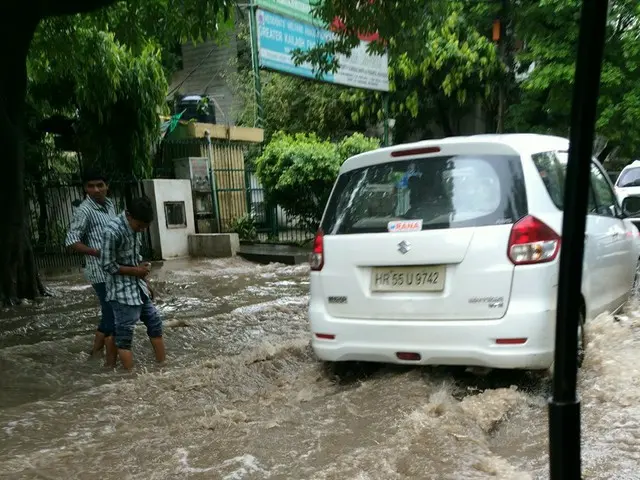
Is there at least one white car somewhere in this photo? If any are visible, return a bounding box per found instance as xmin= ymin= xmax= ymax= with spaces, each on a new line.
xmin=614 ymin=162 xmax=640 ymax=238
xmin=614 ymin=160 xmax=640 ymax=204
xmin=308 ymin=134 xmax=640 ymax=371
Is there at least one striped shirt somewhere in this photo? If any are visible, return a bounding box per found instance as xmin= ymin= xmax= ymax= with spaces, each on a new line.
xmin=65 ymin=196 xmax=116 ymax=284
xmin=101 ymin=212 xmax=150 ymax=306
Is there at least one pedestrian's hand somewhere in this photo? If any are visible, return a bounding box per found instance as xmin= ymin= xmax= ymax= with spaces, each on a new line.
xmin=134 ymin=266 xmax=150 ymax=278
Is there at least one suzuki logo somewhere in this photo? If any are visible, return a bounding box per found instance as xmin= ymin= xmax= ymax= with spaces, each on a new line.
xmin=398 ymin=240 xmax=411 ymax=254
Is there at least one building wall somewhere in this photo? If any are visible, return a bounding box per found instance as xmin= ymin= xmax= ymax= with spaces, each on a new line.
xmin=143 ymin=180 xmax=196 ymax=259
xmin=169 ymin=29 xmax=241 ymax=126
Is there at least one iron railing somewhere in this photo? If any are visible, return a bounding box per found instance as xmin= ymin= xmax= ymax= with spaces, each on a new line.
xmin=27 ymin=180 xmax=153 ymax=270
xmin=161 ymin=138 xmax=313 ymax=244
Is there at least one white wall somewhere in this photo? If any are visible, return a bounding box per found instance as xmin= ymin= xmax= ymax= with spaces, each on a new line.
xmin=143 ymin=179 xmax=196 ymax=260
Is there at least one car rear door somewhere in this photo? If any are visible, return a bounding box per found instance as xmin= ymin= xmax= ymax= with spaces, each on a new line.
xmin=531 ymin=151 xmax=627 ymax=315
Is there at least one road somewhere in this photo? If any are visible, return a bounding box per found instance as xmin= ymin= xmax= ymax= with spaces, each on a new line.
xmin=1 ymin=258 xmax=639 ymax=479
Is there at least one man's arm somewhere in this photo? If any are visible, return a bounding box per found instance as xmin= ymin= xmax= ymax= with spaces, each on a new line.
xmin=101 ymin=229 xmax=149 ymax=278
xmin=65 ymin=207 xmax=99 ymax=257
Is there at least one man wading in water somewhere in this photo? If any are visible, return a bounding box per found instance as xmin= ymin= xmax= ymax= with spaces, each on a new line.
xmin=65 ymin=169 xmax=117 ymax=366
xmin=101 ymin=196 xmax=165 ymax=370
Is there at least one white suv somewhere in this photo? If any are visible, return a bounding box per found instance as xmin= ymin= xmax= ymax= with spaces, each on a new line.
xmin=308 ymin=134 xmax=640 ymax=371
xmin=614 ymin=162 xmax=640 ymax=235
xmin=614 ymin=160 xmax=640 ymax=203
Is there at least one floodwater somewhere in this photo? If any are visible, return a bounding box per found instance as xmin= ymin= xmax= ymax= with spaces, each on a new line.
xmin=1 ymin=258 xmax=640 ymax=479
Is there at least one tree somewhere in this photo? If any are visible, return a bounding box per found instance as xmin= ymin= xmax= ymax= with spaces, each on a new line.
xmin=508 ymin=0 xmax=640 ymax=166
xmin=0 ymin=0 xmax=232 ymax=305
xmin=28 ymin=20 xmax=169 ymax=179
xmin=236 ymin=70 xmax=369 ymax=144
xmin=292 ymin=0 xmax=504 ymax=140
xmin=255 ymin=132 xmax=380 ymax=230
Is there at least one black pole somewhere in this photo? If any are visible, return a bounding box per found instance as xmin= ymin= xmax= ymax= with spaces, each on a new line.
xmin=549 ymin=1 xmax=609 ymax=479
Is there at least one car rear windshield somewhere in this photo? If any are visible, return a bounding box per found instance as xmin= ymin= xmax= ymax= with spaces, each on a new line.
xmin=321 ymin=154 xmax=528 ymax=235
xmin=617 ymin=167 xmax=640 ymax=187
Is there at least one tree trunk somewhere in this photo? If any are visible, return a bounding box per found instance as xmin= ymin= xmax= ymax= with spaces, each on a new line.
xmin=0 ymin=12 xmax=46 ymax=305
xmin=0 ymin=0 xmax=124 ymax=305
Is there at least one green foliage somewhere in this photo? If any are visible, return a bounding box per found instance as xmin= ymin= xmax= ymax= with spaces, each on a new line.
xmin=255 ymin=132 xmax=380 ymax=229
xmin=337 ymin=132 xmax=381 ymax=160
xmin=26 ymin=0 xmax=234 ymax=181
xmin=508 ymin=0 xmax=640 ymax=162
xmin=28 ymin=22 xmax=168 ymax=179
xmin=260 ymin=73 xmax=366 ymax=143
xmin=292 ymin=0 xmax=503 ymax=138
xmin=229 ymin=214 xmax=258 ymax=241
xmin=88 ymin=0 xmax=233 ymax=55
xmin=292 ymin=0 xmax=640 ymax=161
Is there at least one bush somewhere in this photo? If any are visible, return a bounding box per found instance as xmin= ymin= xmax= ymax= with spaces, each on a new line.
xmin=337 ymin=132 xmax=381 ymax=162
xmin=255 ymin=132 xmax=380 ymax=231
xmin=229 ymin=214 xmax=258 ymax=241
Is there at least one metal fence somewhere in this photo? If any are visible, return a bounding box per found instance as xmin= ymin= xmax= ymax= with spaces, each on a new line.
xmin=161 ymin=139 xmax=313 ymax=245
xmin=244 ymin=168 xmax=314 ymax=243
xmin=27 ymin=180 xmax=153 ymax=271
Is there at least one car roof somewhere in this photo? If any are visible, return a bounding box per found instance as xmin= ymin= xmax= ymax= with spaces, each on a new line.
xmin=466 ymin=133 xmax=569 ymax=151
xmin=341 ymin=133 xmax=570 ymax=174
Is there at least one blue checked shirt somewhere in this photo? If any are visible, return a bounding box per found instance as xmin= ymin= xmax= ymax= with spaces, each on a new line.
xmin=101 ymin=212 xmax=150 ymax=306
xmin=65 ymin=196 xmax=116 ymax=284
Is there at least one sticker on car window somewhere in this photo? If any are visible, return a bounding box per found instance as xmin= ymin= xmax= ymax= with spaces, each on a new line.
xmin=388 ymin=220 xmax=423 ymax=232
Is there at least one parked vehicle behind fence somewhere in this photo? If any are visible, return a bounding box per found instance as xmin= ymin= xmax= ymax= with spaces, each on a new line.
xmin=308 ymin=134 xmax=640 ymax=371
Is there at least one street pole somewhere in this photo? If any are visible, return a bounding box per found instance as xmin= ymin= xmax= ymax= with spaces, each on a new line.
xmin=248 ymin=0 xmax=264 ymax=129
xmin=549 ymin=1 xmax=609 ymax=479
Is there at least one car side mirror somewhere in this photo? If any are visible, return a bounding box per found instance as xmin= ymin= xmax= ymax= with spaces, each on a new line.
xmin=621 ymin=196 xmax=640 ymax=217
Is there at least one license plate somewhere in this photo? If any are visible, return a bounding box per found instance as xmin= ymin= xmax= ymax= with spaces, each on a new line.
xmin=371 ymin=266 xmax=445 ymax=292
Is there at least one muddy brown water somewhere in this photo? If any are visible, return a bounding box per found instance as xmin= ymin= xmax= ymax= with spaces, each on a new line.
xmin=1 ymin=257 xmax=640 ymax=479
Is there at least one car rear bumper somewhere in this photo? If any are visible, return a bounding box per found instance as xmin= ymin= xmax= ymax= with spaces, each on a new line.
xmin=309 ymin=305 xmax=556 ymax=370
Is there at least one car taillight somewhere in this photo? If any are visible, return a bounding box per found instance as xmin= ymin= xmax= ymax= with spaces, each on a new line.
xmin=310 ymin=230 xmax=324 ymax=271
xmin=508 ymin=215 xmax=561 ymax=265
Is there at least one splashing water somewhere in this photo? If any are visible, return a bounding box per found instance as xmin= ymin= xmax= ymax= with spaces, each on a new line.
xmin=1 ymin=258 xmax=639 ymax=479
